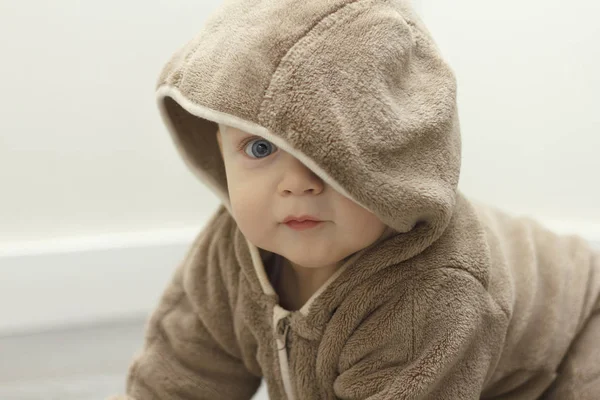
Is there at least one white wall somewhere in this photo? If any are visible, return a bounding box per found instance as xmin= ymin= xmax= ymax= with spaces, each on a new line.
xmin=0 ymin=0 xmax=222 ymax=246
xmin=0 ymin=0 xmax=598 ymax=333
xmin=420 ymin=0 xmax=600 ymax=239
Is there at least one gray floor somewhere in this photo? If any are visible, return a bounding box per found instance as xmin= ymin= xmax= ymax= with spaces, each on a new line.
xmin=0 ymin=317 xmax=145 ymax=399
xmin=0 ymin=317 xmax=268 ymax=399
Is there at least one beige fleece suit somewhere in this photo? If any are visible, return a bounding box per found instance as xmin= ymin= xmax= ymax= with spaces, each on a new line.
xmin=110 ymin=0 xmax=600 ymax=399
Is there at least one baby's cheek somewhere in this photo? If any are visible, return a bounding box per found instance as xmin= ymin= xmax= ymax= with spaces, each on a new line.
xmin=230 ymin=189 xmax=271 ymax=233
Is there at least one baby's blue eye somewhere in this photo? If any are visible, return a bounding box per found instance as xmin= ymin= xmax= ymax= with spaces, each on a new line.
xmin=244 ymin=139 xmax=277 ymax=159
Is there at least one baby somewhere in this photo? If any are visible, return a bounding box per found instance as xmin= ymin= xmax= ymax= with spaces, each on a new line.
xmin=214 ymin=122 xmax=391 ymax=312
xmin=111 ymin=0 xmax=600 ymax=399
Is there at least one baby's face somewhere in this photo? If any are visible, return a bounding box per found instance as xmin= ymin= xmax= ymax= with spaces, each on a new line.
xmin=217 ymin=126 xmax=386 ymax=269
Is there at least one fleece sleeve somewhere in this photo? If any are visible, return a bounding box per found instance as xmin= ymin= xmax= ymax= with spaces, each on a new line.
xmin=333 ymin=267 xmax=508 ymax=400
xmin=109 ymin=215 xmax=262 ymax=399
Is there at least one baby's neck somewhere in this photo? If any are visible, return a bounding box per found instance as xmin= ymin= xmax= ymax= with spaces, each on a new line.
xmin=276 ymin=256 xmax=343 ymax=311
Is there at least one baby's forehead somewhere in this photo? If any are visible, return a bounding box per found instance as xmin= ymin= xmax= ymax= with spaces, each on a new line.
xmin=218 ymin=124 xmax=248 ymax=137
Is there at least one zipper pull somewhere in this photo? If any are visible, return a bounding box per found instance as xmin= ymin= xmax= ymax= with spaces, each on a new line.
xmin=276 ymin=316 xmax=291 ymax=350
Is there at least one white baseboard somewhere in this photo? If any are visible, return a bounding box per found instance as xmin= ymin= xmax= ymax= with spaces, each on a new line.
xmin=0 ymin=228 xmax=199 ymax=336
xmin=0 ymin=220 xmax=598 ymax=336
xmin=540 ymin=219 xmax=600 ymax=244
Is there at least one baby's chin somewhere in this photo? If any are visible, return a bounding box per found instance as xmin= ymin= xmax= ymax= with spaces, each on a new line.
xmin=252 ymin=241 xmax=340 ymax=269
xmin=277 ymin=245 xmax=353 ymax=270
xmin=246 ymin=225 xmax=357 ymax=268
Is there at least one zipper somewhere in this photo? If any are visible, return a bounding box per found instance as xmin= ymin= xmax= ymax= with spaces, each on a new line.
xmin=275 ymin=313 xmax=296 ymax=400
xmin=277 ymin=316 xmax=291 ymax=351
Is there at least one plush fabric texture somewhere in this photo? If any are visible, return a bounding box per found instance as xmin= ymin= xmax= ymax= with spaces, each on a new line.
xmin=110 ymin=0 xmax=600 ymax=399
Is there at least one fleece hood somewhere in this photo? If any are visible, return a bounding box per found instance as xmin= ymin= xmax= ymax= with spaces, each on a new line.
xmin=156 ymin=0 xmax=460 ymax=263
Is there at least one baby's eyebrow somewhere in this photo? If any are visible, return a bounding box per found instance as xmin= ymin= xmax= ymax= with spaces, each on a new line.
xmin=237 ymin=133 xmax=269 ymax=143
xmin=229 ymin=130 xmax=253 ymax=139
